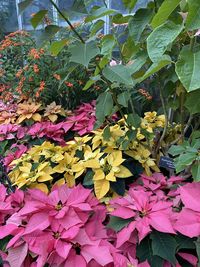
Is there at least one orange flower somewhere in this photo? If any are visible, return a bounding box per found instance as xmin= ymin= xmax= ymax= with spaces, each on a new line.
xmin=29 ymin=48 xmax=44 ymax=59
xmin=33 ymin=64 xmax=39 ymax=73
xmin=39 ymin=81 xmax=45 ymax=92
xmin=16 ymin=69 xmax=23 ymax=78
xmin=65 ymin=81 xmax=73 ymax=88
xmin=138 ymin=88 xmax=152 ymax=101
xmin=53 ymin=74 xmax=61 ymax=81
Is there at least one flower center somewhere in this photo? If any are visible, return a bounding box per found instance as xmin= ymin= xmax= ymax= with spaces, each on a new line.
xmin=55 ymin=200 xmax=63 ymax=211
xmin=72 ymin=243 xmax=81 ymax=255
xmin=103 ymin=163 xmax=112 ymax=175
xmin=139 ymin=209 xmax=148 ymax=217
xmin=53 ymin=232 xmax=61 ymax=239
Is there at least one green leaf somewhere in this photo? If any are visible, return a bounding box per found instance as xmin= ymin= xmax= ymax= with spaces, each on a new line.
xmin=137 ymin=55 xmax=171 ymax=83
xmin=195 ymin=238 xmax=200 ymax=266
xmin=129 ymin=8 xmax=153 ymax=43
xmin=168 ymin=145 xmax=185 ymax=156
xmin=175 ymin=234 xmax=196 ymax=250
xmin=85 ymin=7 xmax=116 ymax=22
xmin=151 ymin=0 xmax=182 ymax=29
xmin=18 ymin=0 xmax=33 ymax=14
xmin=151 ymin=231 xmax=177 ymax=264
xmin=30 ymin=10 xmax=48 ymax=29
xmin=122 ymin=0 xmax=137 ymax=11
xmin=147 ymin=21 xmax=183 ymax=62
xmin=96 ymin=91 xmax=113 ymax=123
xmin=185 ymin=0 xmax=200 ymax=30
xmin=192 ymin=163 xmax=200 ymax=181
xmin=176 ymin=47 xmax=200 ymax=92
xmin=101 ymin=35 xmax=116 ymax=56
xmin=45 ymin=25 xmax=61 ymax=35
xmin=137 ymin=237 xmax=164 ymax=267
xmin=127 ymin=114 xmax=141 ymax=128
xmin=50 ymin=40 xmax=68 ymax=56
xmin=107 ymin=216 xmax=132 ymax=232
xmin=69 ymin=41 xmax=99 ymax=67
xmin=117 ymin=92 xmax=130 ymax=108
xmin=103 ymin=65 xmax=134 ymax=85
xmin=83 ymin=76 xmax=100 ymax=91
xmin=103 ymin=126 xmax=111 ymax=141
xmin=121 ymin=37 xmax=139 ymax=61
xmin=111 ymin=179 xmax=126 ymax=196
xmin=83 ymin=170 xmax=94 ymax=186
xmin=127 ymin=51 xmax=148 ymax=74
xmin=112 ymin=14 xmax=132 ymax=25
xmin=185 ymin=90 xmax=200 ymax=114
xmin=90 ymin=20 xmax=104 ymax=36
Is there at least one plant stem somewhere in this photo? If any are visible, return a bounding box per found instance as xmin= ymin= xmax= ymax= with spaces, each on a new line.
xmin=155 ymin=79 xmax=168 ymax=155
xmin=49 ymin=0 xmax=85 ymax=44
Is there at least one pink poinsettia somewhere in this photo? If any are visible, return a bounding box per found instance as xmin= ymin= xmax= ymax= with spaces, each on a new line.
xmin=110 ymin=188 xmax=175 ymax=242
xmin=175 ymin=182 xmax=200 ymax=238
xmin=62 ymin=101 xmax=96 ymax=136
xmin=4 ymin=144 xmax=28 ymax=168
xmin=0 ymin=184 xmax=119 ymax=267
xmin=0 ymin=124 xmax=20 ymax=141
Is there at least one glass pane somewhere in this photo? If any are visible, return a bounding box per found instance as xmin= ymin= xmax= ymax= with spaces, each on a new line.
xmin=111 ymin=0 xmax=150 ymax=13
xmin=0 ymin=0 xmax=18 ymax=34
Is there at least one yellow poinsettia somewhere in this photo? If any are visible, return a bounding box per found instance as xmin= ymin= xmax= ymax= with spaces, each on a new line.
xmin=16 ymin=101 xmax=42 ymax=123
xmin=92 ymin=150 xmax=132 ymax=199
xmin=72 ymin=146 xmax=103 ymax=178
xmin=53 ymin=152 xmax=80 ymax=187
xmin=125 ymin=144 xmax=159 ymax=176
xmin=29 ymin=141 xmax=64 ymax=162
xmin=141 ymin=112 xmax=165 ymax=133
xmin=66 ymin=135 xmax=92 ymax=151
xmin=44 ymin=102 xmax=65 ymax=122
xmin=9 ymin=161 xmax=54 ymax=188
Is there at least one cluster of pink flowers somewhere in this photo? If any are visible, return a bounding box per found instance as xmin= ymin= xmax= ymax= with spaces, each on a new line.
xmin=0 ymin=184 xmax=136 ymax=267
xmin=109 ymin=174 xmax=199 ymax=266
xmin=0 ymin=176 xmax=200 ymax=266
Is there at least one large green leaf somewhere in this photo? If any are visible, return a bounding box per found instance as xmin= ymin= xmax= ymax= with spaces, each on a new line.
xmin=85 ymin=7 xmax=115 ymax=22
xmin=137 ymin=237 xmax=164 ymax=267
xmin=127 ymin=51 xmax=148 ymax=74
xmin=175 ymin=234 xmax=196 ymax=250
xmin=147 ymin=21 xmax=183 ymax=62
xmin=129 ymin=8 xmax=153 ymax=43
xmin=96 ymin=91 xmax=113 ymax=123
xmin=107 ymin=216 xmax=132 ymax=232
xmin=69 ymin=42 xmax=99 ymax=67
xmin=151 ymin=0 xmax=182 ymax=29
xmin=18 ymin=0 xmax=33 ymax=14
xmin=185 ymin=90 xmax=200 ymax=114
xmin=50 ymin=40 xmax=68 ymax=56
xmin=137 ymin=55 xmax=171 ymax=83
xmin=101 ymin=35 xmax=116 ymax=56
xmin=90 ymin=20 xmax=104 ymax=36
xmin=117 ymin=92 xmax=130 ymax=108
xmin=121 ymin=37 xmax=139 ymax=61
xmin=175 ymin=48 xmax=200 ymax=92
xmin=30 ymin=10 xmax=48 ymax=29
xmin=103 ymin=65 xmax=134 ymax=85
xmin=185 ymin=0 xmax=200 ymax=30
xmin=151 ymin=231 xmax=177 ymax=264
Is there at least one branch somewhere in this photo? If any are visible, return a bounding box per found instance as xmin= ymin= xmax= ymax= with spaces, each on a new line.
xmin=49 ymin=0 xmax=85 ymax=43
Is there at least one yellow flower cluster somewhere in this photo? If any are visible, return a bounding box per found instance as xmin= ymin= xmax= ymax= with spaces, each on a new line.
xmin=9 ymin=112 xmax=165 ymax=199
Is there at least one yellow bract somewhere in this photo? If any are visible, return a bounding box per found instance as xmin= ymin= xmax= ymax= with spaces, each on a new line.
xmin=93 ymin=151 xmax=132 ymax=199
